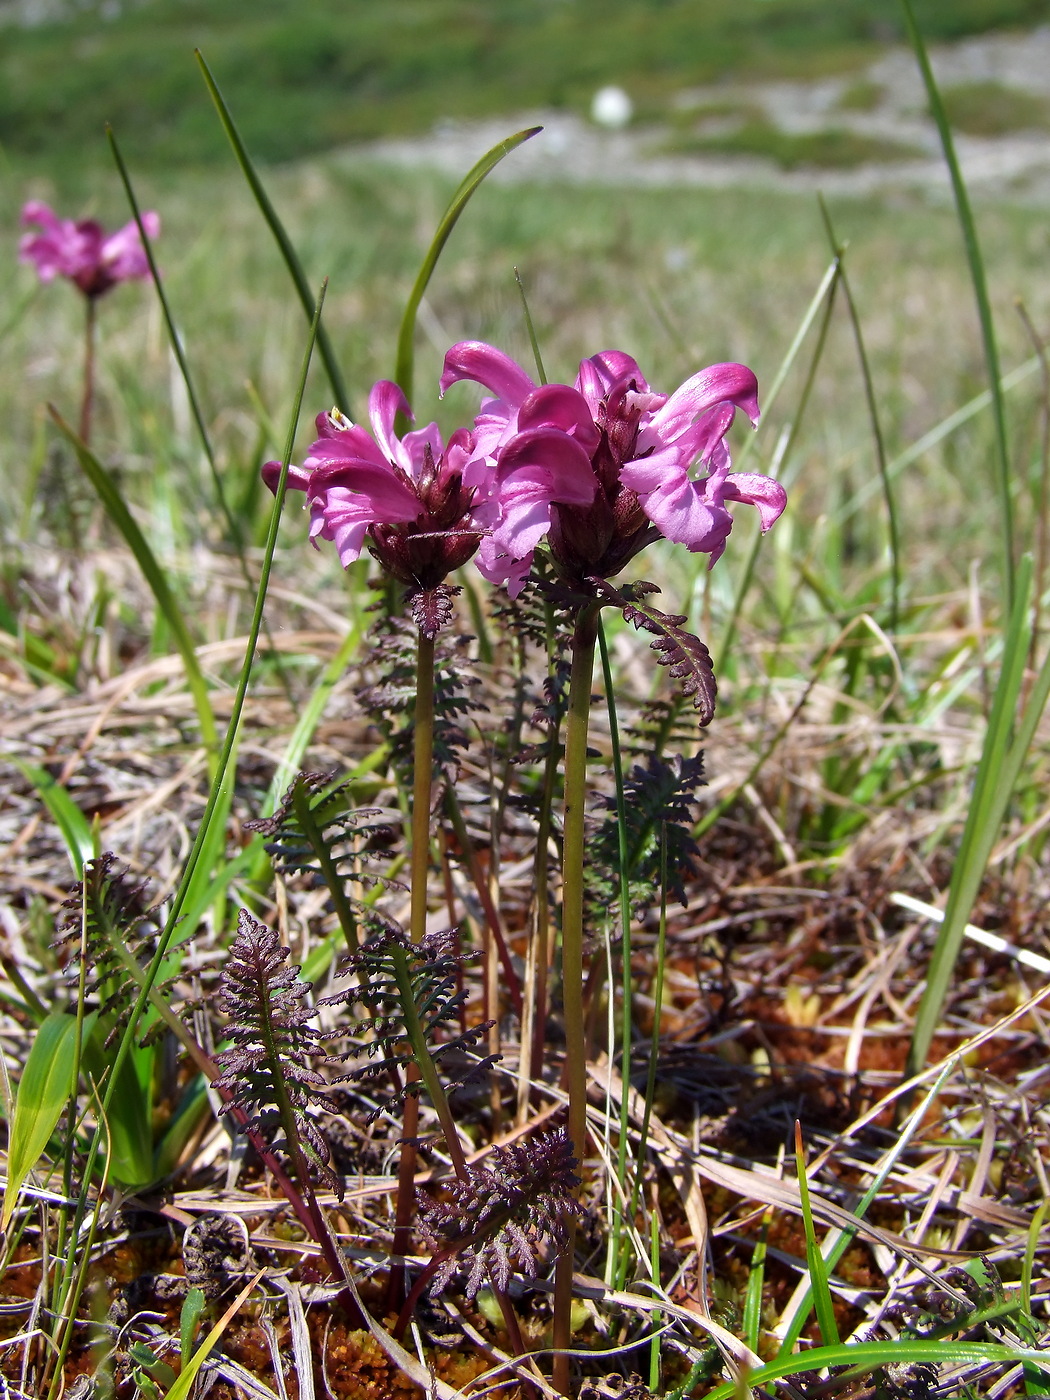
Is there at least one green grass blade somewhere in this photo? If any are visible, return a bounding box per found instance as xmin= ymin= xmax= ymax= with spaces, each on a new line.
xmin=836 ymin=355 xmax=1039 ymax=526
xmin=107 ymin=127 xmax=247 ymax=565
xmin=704 ymin=1340 xmax=1050 ymax=1400
xmin=514 ymin=266 xmax=547 ymax=385
xmin=906 ymin=555 xmax=1037 ymax=1078
xmin=81 ymin=1029 xmax=155 ymax=1188
xmin=44 ymin=285 xmax=328 ymax=1394
xmin=195 ymin=49 xmax=351 ymax=416
xmin=162 ymin=1271 xmax=264 ymax=1400
xmin=793 ymin=1122 xmax=839 ymax=1347
xmin=778 ymin=1059 xmax=957 ymax=1353
xmin=1 ymin=1011 xmax=83 ymax=1231
xmin=597 ymin=620 xmax=636 ymax=1288
xmin=742 ymin=1208 xmax=772 ymax=1352
xmin=11 ymin=760 xmax=94 ymax=877
xmin=393 ymin=125 xmax=541 ymax=406
xmin=899 ymin=0 xmax=1014 ymax=606
xmin=818 ymin=197 xmax=899 ymax=629
xmin=47 ymin=411 xmax=219 ymax=771
xmin=716 ymin=257 xmax=840 ymax=674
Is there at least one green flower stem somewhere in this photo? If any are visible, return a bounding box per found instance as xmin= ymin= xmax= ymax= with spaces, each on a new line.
xmin=79 ymin=296 xmax=97 ymax=447
xmin=410 ymin=632 xmax=436 ymax=945
xmin=389 ymin=626 xmax=438 ymax=1308
xmin=553 ymin=600 xmax=600 ymax=1397
xmin=597 ymin=620 xmax=635 ymax=1289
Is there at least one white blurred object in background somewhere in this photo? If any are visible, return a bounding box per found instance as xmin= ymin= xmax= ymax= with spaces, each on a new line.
xmin=591 ymin=85 xmax=633 ymax=129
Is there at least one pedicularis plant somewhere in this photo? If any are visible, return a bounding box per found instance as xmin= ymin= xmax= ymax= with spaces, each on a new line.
xmin=263 ymin=340 xmax=786 ymax=1389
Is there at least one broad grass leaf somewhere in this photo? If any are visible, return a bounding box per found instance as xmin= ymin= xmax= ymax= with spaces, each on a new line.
xmin=82 ymin=1026 xmax=155 ymax=1189
xmin=1 ymin=1010 xmax=88 ymax=1231
xmin=11 ymin=759 xmax=94 ymax=878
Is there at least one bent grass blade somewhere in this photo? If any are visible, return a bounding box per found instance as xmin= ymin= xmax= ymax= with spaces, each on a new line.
xmin=393 ymin=125 xmax=542 ymax=409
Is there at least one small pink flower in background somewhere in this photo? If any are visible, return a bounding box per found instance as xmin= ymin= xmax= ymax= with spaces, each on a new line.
xmin=264 ymin=381 xmax=493 ymax=594
xmin=19 ymin=201 xmax=159 ymax=298
xmin=441 ymin=341 xmax=786 ymax=595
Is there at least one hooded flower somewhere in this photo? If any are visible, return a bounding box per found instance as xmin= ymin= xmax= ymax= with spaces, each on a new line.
xmin=263 ymin=380 xmax=492 ymax=594
xmin=19 ymin=202 xmax=159 ymax=298
xmin=440 ymin=341 xmax=786 ymax=595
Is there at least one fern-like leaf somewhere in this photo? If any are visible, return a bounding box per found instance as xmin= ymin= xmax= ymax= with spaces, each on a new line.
xmin=586 ymin=752 xmax=707 ymax=919
xmin=55 ymin=853 xmax=166 ymax=1045
xmin=330 ymin=928 xmax=495 ymax=1118
xmin=417 ymin=1126 xmax=583 ymax=1296
xmin=245 ymin=771 xmax=397 ymax=952
xmin=213 ymin=910 xmax=340 ymax=1194
xmin=591 ymin=577 xmax=717 ymax=725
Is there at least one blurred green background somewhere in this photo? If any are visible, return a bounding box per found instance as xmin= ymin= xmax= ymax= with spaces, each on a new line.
xmin=2 ymin=0 xmax=1047 ymax=170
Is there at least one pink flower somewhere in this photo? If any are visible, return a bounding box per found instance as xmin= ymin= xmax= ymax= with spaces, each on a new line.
xmin=440 ymin=342 xmax=786 ymax=595
xmin=19 ymin=201 xmax=159 ymax=298
xmin=263 ymin=381 xmax=492 ymax=592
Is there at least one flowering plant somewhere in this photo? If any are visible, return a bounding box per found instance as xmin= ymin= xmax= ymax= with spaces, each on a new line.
xmin=265 ymin=379 xmax=506 ymax=635
xmin=19 ymin=201 xmax=159 ymax=299
xmin=441 ymin=340 xmax=786 ymax=596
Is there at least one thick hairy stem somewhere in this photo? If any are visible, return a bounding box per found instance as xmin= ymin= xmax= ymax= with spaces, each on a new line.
xmin=552 ymin=601 xmax=600 ymax=1396
xmin=410 ymin=632 xmax=436 ymax=944
xmin=389 ymin=629 xmax=436 ymax=1307
xmin=79 ymin=296 xmax=97 ymax=447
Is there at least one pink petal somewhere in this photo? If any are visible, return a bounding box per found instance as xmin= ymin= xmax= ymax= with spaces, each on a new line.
xmin=497 ymin=428 xmax=598 ymax=507
xmin=641 ymin=363 xmax=759 ymax=448
xmin=492 ymin=494 xmax=556 ymax=559
xmin=400 ymin=422 xmax=445 ymax=479
xmin=262 ymin=460 xmax=312 ymax=495
xmin=721 ymin=472 xmax=788 ymax=532
xmin=367 ymin=381 xmax=413 ymax=465
xmin=575 ymin=351 xmax=647 ymax=407
xmin=307 ymin=460 xmax=420 ymax=521
xmin=620 ymin=446 xmax=733 ymax=553
xmin=517 ymin=384 xmax=601 ymax=455
xmin=439 ymin=341 xmax=536 ymax=404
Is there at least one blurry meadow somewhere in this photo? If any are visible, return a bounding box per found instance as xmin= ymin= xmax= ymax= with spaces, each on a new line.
xmin=3 ymin=2 xmax=1050 ymax=1397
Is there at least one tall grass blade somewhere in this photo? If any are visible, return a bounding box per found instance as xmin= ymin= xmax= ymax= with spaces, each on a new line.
xmin=514 ymin=266 xmax=547 ymax=385
xmin=793 ymin=1121 xmax=839 ymax=1346
xmin=43 ymin=285 xmax=328 ymax=1397
xmin=818 ymin=197 xmax=899 ymax=628
xmin=705 ymin=1340 xmax=1050 ymax=1400
xmin=899 ymin=0 xmax=1014 ymax=606
xmin=48 ymin=411 xmax=220 ymax=771
xmin=1 ymin=1011 xmax=84 ymax=1231
xmin=716 ymin=257 xmax=840 ymax=674
xmin=907 ymin=555 xmax=1050 ymax=1079
xmin=107 ymin=127 xmax=247 ymax=564
xmin=597 ymin=620 xmax=636 ymax=1288
xmin=195 ymin=50 xmax=351 ymax=416
xmin=393 ymin=126 xmax=541 ymax=407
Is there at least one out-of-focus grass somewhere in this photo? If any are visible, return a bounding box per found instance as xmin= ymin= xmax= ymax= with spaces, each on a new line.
xmin=940 ymin=79 xmax=1050 ymax=135
xmin=657 ymin=120 xmax=925 ymax=169
xmin=4 ymin=154 xmax=1050 ymax=614
xmin=0 ymin=0 xmax=1047 ymax=169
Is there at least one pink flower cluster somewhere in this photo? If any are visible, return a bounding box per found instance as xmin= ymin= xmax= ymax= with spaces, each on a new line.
xmin=266 ymin=342 xmax=786 ymax=598
xmin=19 ymin=201 xmax=159 ymax=299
